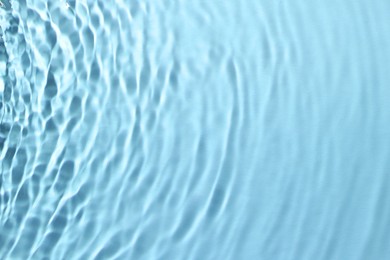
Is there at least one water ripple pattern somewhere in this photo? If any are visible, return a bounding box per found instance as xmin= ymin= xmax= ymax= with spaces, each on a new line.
xmin=1 ymin=0 xmax=390 ymax=259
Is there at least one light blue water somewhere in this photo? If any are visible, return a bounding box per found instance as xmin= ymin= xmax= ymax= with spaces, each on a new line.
xmin=1 ymin=0 xmax=390 ymax=259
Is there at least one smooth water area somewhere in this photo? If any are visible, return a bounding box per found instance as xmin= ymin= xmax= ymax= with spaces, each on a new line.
xmin=1 ymin=0 xmax=390 ymax=259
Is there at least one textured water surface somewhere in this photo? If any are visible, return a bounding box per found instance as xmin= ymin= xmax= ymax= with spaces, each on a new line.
xmin=1 ymin=0 xmax=390 ymax=259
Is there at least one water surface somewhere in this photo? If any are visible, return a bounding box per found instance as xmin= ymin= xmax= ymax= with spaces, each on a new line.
xmin=1 ymin=0 xmax=390 ymax=259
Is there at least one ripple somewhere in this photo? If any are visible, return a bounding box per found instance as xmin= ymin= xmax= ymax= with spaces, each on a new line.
xmin=2 ymin=0 xmax=390 ymax=259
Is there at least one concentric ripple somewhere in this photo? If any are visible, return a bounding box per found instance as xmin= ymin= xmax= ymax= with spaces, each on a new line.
xmin=2 ymin=0 xmax=390 ymax=259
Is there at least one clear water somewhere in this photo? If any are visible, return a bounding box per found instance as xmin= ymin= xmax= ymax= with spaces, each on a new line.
xmin=1 ymin=0 xmax=390 ymax=259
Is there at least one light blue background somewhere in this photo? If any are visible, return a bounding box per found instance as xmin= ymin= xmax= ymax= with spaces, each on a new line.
xmin=1 ymin=0 xmax=390 ymax=259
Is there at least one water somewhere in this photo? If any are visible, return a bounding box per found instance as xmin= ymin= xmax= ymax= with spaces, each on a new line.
xmin=1 ymin=0 xmax=390 ymax=259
